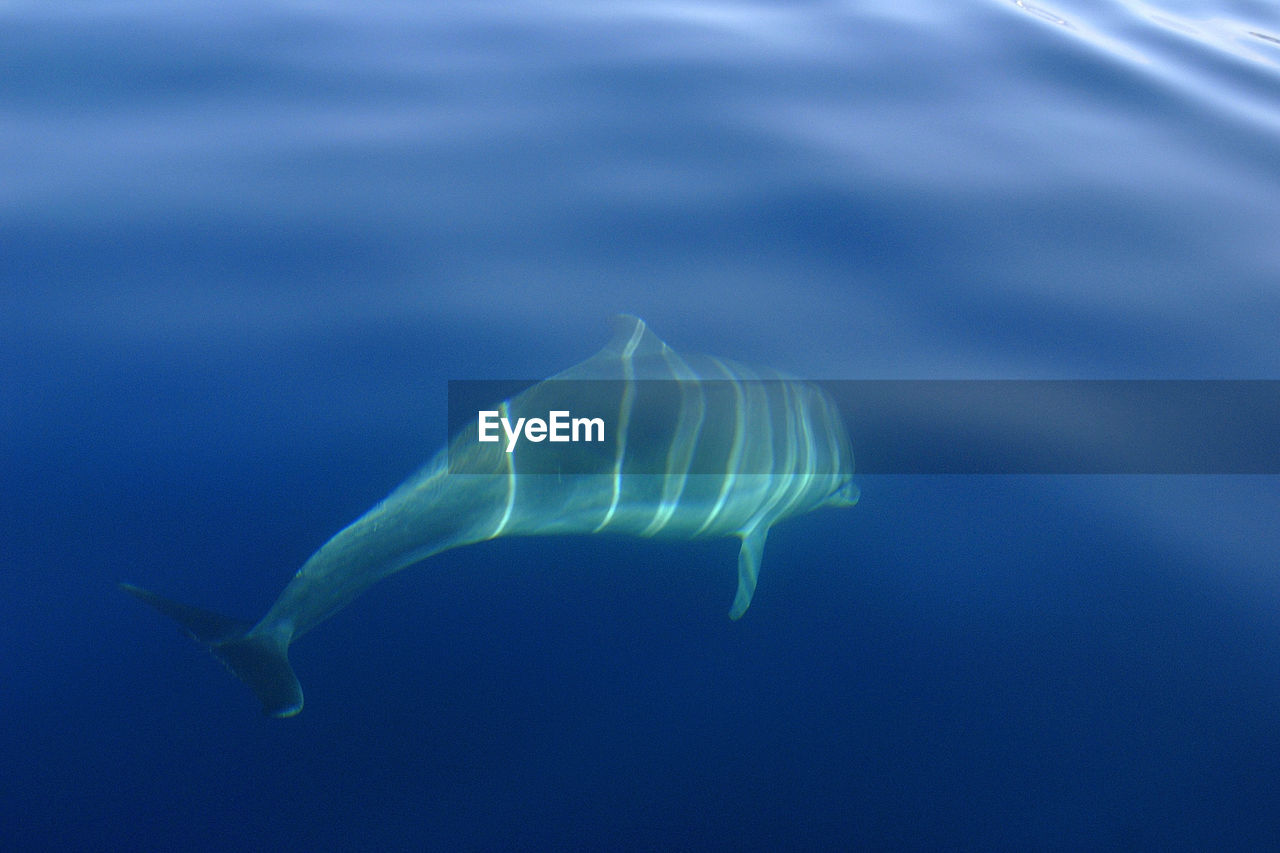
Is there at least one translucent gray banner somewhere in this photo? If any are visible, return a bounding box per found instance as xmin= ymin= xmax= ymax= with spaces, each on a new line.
xmin=447 ymin=380 xmax=1280 ymax=475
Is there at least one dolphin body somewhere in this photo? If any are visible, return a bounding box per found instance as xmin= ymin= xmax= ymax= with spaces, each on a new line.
xmin=124 ymin=316 xmax=858 ymax=717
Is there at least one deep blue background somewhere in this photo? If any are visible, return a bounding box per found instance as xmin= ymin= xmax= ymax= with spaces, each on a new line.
xmin=4 ymin=1 xmax=1280 ymax=849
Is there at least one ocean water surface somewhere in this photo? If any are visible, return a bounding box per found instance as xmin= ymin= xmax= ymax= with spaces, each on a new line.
xmin=3 ymin=0 xmax=1279 ymax=849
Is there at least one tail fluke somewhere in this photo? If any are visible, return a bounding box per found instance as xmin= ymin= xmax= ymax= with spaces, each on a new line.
xmin=120 ymin=583 xmax=304 ymax=718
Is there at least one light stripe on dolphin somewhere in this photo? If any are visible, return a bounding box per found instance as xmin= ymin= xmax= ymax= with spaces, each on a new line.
xmin=123 ymin=316 xmax=858 ymax=717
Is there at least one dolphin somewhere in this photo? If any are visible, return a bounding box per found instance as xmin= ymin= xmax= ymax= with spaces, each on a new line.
xmin=123 ymin=316 xmax=858 ymax=717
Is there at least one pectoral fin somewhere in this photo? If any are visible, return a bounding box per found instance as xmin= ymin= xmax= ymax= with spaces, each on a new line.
xmin=729 ymin=524 xmax=769 ymax=620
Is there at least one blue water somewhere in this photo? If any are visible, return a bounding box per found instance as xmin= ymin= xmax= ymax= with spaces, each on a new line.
xmin=4 ymin=0 xmax=1280 ymax=848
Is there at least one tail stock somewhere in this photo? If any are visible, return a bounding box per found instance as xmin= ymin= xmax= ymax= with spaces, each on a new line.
xmin=120 ymin=583 xmax=303 ymax=718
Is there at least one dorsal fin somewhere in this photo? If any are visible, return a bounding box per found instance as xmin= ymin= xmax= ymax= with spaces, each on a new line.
xmin=600 ymin=314 xmax=673 ymax=359
xmin=549 ymin=315 xmax=678 ymax=380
